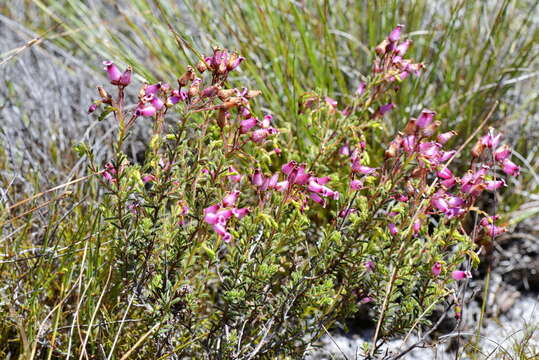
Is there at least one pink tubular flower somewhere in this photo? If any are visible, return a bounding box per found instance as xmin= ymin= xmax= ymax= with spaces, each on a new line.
xmin=502 ymin=159 xmax=520 ymax=176
xmin=227 ymin=166 xmax=242 ymax=183
xmin=275 ymin=181 xmax=289 ymax=192
xmin=485 ymin=179 xmax=506 ymax=191
xmin=432 ymin=262 xmax=442 ymax=277
xmin=437 ymin=167 xmax=454 ymax=180
xmin=150 ymin=96 xmax=164 ymax=110
xmin=339 ymin=208 xmax=357 ymax=217
xmin=402 ymin=135 xmax=416 ymax=153
xmin=481 ymin=132 xmax=503 ymax=149
xmin=309 ymin=192 xmax=326 ymax=207
xmin=413 ymin=219 xmax=421 ymax=235
xmin=438 ymin=150 xmax=456 ymax=163
xmin=142 ymin=174 xmax=156 ymax=183
xmin=290 ymin=164 xmax=311 ymax=185
xmin=251 ymin=128 xmax=269 ymax=143
xmin=144 ymin=83 xmax=161 ymax=96
xmin=416 ymin=109 xmax=436 ymax=129
xmin=232 ymin=207 xmax=250 ymax=219
xmin=378 ymin=103 xmax=395 ymax=116
xmin=388 ymin=24 xmax=404 ymax=42
xmin=431 ymin=193 xmax=449 ymax=213
xmin=339 ymin=143 xmax=351 ymax=156
xmin=324 ymin=96 xmax=337 ymax=108
xmin=350 ymin=179 xmax=363 ymax=190
xmin=88 ymin=103 xmax=98 ymax=114
xmin=365 ymin=261 xmax=375 ymax=272
xmin=212 ymin=223 xmax=232 ymax=242
xmin=103 ymin=61 xmax=122 ymax=85
xmin=352 ymin=161 xmax=377 ymax=175
xmin=222 ymin=191 xmax=240 ymax=207
xmin=252 ymin=169 xmax=265 ymax=187
xmin=437 ymin=131 xmax=457 ymax=145
xmin=494 ymin=145 xmax=511 ymax=162
xmin=452 ymin=270 xmax=472 ymax=281
xmin=240 ymin=117 xmax=258 ymax=133
xmin=356 ymin=82 xmax=366 ymax=96
xmin=419 ymin=142 xmax=441 ymax=159
xmin=118 ymin=66 xmax=132 ymax=86
xmin=388 ymin=223 xmax=398 ymax=236
xmin=136 ymin=104 xmax=157 ymax=117
xmin=395 ymin=39 xmax=411 ymax=56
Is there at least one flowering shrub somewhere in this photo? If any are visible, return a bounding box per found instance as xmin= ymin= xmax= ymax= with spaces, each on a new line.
xmin=82 ymin=25 xmax=519 ymax=358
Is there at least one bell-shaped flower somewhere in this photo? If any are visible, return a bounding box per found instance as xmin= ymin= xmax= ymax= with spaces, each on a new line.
xmin=502 ymin=159 xmax=520 ymax=176
xmin=222 ymin=191 xmax=240 ymax=207
xmin=103 ymin=61 xmax=122 ymax=85
xmin=432 ymin=262 xmax=442 ymax=277
xmin=494 ymin=145 xmax=511 ymax=162
xmin=416 ymin=109 xmax=436 ymax=129
xmin=452 ymin=270 xmax=472 ymax=281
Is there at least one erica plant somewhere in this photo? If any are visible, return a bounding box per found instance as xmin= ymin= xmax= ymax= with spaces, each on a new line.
xmin=79 ymin=25 xmax=519 ymax=358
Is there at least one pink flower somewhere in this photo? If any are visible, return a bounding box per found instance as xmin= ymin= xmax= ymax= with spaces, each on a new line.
xmin=432 ymin=262 xmax=442 ymax=277
xmin=315 ymin=176 xmax=331 ymax=185
xmin=431 ymin=194 xmax=449 ymax=213
xmin=402 ymin=135 xmax=416 ymax=153
xmin=416 ymin=109 xmax=436 ymax=129
xmin=339 ymin=143 xmax=351 ymax=156
xmin=365 ymin=261 xmax=375 ymax=272
xmin=142 ymin=174 xmax=156 ymax=183
xmin=378 ymin=103 xmax=395 ymax=116
xmin=419 ymin=141 xmax=441 ymax=159
xmin=437 ymin=167 xmax=454 ymax=180
xmin=325 ymin=96 xmax=338 ymax=108
xmin=360 ymin=296 xmax=372 ymax=304
xmin=251 ymin=128 xmax=269 ymax=142
xmin=395 ymin=39 xmax=411 ymax=56
xmin=485 ymin=179 xmax=506 ymax=191
xmin=144 ymin=83 xmax=161 ymax=96
xmin=118 ymin=66 xmax=132 ymax=86
xmin=275 ymin=181 xmax=289 ymax=192
xmin=350 ymin=179 xmax=363 ymax=190
xmin=252 ymin=169 xmax=265 ymax=187
xmin=136 ymin=104 xmax=157 ymax=117
xmin=502 ymin=159 xmax=520 ymax=176
xmin=438 ymin=150 xmax=456 ymax=163
xmin=212 ymin=223 xmax=232 ymax=242
xmin=150 ymin=96 xmax=164 ymax=110
xmin=240 ymin=117 xmax=258 ymax=133
xmin=388 ymin=24 xmax=404 ymax=42
xmin=356 ymin=82 xmax=366 ymax=96
xmin=351 ymin=161 xmax=376 ymax=175
xmin=309 ymin=192 xmax=326 ymax=207
xmin=388 ymin=223 xmax=398 ymax=236
xmin=290 ymin=164 xmax=311 ymax=185
xmin=103 ymin=61 xmax=122 ymax=85
xmin=281 ymin=161 xmax=297 ymax=175
xmin=437 ymin=131 xmax=456 ymax=145
xmin=481 ymin=132 xmax=503 ymax=149
xmin=222 ymin=191 xmax=240 ymax=207
xmin=227 ymin=166 xmax=242 ymax=183
xmin=339 ymin=208 xmax=357 ymax=217
xmin=413 ymin=219 xmax=421 ymax=235
xmin=232 ymin=207 xmax=250 ymax=219
xmin=261 ymin=114 xmax=273 ymax=128
xmin=88 ymin=103 xmax=98 ymax=114
xmin=494 ymin=145 xmax=511 ymax=162
xmin=452 ymin=270 xmax=472 ymax=281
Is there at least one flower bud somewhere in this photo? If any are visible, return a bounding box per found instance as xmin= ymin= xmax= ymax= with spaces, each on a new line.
xmin=118 ymin=66 xmax=132 ymax=87
xmin=388 ymin=24 xmax=404 ymax=42
xmin=178 ymin=66 xmax=195 ymax=87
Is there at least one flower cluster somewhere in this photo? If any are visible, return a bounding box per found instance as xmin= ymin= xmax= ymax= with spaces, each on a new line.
xmin=374 ymin=24 xmax=424 ymax=82
xmin=203 ymin=192 xmax=250 ymax=242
